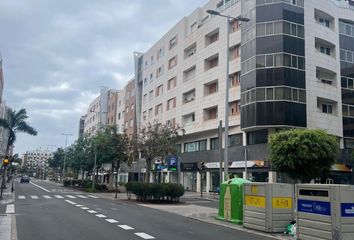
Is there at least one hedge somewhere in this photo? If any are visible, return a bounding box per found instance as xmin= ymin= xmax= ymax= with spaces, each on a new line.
xmin=63 ymin=179 xmax=107 ymax=192
xmin=126 ymin=182 xmax=184 ymax=202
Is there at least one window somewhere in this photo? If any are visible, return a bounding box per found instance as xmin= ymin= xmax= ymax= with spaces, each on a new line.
xmin=210 ymin=138 xmax=219 ymax=150
xmin=183 ymin=65 xmax=196 ymax=81
xmin=203 ymin=106 xmax=218 ymax=120
xmin=167 ymin=97 xmax=176 ymax=110
xmin=169 ymin=36 xmax=178 ymax=49
xmin=126 ymin=106 xmax=129 ymax=113
xmin=155 ymin=104 xmax=163 ymax=115
xmin=322 ymin=103 xmax=333 ymax=114
xmin=183 ymin=89 xmax=196 ymax=104
xmin=231 ymin=20 xmax=240 ymax=32
xmin=230 ymin=72 xmax=240 ymax=87
xmin=229 ymin=134 xmax=243 ymax=147
xmin=167 ymin=77 xmax=177 ymax=90
xmin=204 ymin=80 xmax=218 ymax=96
xmin=131 ymin=104 xmax=134 ymax=110
xmin=143 ymin=94 xmax=147 ymax=103
xmin=157 ymin=47 xmax=165 ymax=60
xmin=184 ymin=140 xmax=207 ymax=152
xmin=148 ymin=108 xmax=153 ymax=118
xmin=168 ymin=56 xmax=177 ymax=69
xmin=130 ymin=119 xmax=133 ymax=127
xmin=150 ymin=73 xmax=153 ymax=82
xmin=156 ymin=84 xmax=163 ymax=97
xmin=150 ymin=56 xmax=154 ymax=64
xmin=320 ymin=46 xmax=331 ymax=56
xmin=230 ymin=101 xmax=240 ymax=115
xmin=205 ymin=28 xmax=219 ymax=46
xmin=182 ymin=112 xmax=195 ymax=125
xmin=156 ymin=65 xmax=164 ymax=78
xmin=166 ymin=118 xmax=176 ymax=128
xmin=184 ymin=42 xmax=197 ymax=59
xmin=143 ymin=111 xmax=147 ymax=121
xmin=149 ymin=90 xmax=153 ymax=100
xmin=230 ymin=45 xmax=240 ymax=60
xmin=204 ymin=54 xmax=219 ymax=71
xmin=319 ymin=18 xmax=330 ymax=28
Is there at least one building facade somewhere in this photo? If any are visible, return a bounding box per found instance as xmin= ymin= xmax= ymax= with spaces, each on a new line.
xmin=133 ymin=0 xmax=354 ymax=190
xmin=24 ymin=149 xmax=53 ymax=178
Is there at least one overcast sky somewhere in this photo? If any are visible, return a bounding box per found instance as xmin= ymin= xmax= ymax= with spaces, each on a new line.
xmin=0 ymin=0 xmax=208 ymax=155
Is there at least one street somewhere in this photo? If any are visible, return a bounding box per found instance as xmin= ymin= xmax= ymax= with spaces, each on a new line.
xmin=9 ymin=179 xmax=274 ymax=240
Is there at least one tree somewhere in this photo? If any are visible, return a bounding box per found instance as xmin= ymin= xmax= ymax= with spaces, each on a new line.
xmin=49 ymin=148 xmax=65 ymax=181
xmin=0 ymin=108 xmax=37 ymax=157
xmin=269 ymin=129 xmax=338 ymax=183
xmin=137 ymin=122 xmax=179 ymax=183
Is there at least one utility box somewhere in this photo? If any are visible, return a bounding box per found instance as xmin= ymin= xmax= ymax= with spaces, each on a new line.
xmin=296 ymin=184 xmax=354 ymax=240
xmin=216 ymin=178 xmax=251 ymax=224
xmin=243 ymin=183 xmax=294 ymax=233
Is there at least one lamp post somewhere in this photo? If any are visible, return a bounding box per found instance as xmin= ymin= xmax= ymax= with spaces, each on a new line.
xmin=206 ymin=10 xmax=249 ymax=181
xmin=61 ymin=133 xmax=72 ymax=181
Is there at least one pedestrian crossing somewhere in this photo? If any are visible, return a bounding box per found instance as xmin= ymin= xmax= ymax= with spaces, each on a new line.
xmin=17 ymin=194 xmax=99 ymax=200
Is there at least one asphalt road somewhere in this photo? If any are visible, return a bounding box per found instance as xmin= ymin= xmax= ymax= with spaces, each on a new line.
xmin=14 ymin=179 xmax=274 ymax=240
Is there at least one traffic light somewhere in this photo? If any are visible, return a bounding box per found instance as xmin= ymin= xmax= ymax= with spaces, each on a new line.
xmin=2 ymin=158 xmax=9 ymax=167
xmin=198 ymin=161 xmax=206 ymax=173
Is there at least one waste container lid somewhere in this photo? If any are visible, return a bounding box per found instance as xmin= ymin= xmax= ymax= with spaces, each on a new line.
xmin=222 ymin=178 xmax=252 ymax=185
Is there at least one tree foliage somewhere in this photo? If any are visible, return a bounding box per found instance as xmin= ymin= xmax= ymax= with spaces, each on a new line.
xmin=137 ymin=122 xmax=179 ymax=183
xmin=0 ymin=108 xmax=37 ymax=157
xmin=269 ymin=129 xmax=338 ymax=183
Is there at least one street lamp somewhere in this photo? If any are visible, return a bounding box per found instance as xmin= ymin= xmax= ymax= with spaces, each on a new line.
xmin=62 ymin=133 xmax=72 ymax=181
xmin=206 ymin=9 xmax=249 ymax=181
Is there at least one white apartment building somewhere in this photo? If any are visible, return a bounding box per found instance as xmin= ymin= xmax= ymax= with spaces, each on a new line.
xmin=24 ymin=149 xmax=53 ymax=177
xmin=133 ymin=0 xmax=354 ymax=190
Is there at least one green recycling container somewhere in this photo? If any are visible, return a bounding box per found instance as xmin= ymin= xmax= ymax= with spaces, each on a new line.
xmin=216 ymin=178 xmax=251 ymax=224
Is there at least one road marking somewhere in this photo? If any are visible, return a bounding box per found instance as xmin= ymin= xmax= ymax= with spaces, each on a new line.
xmin=6 ymin=204 xmax=15 ymax=214
xmin=43 ymin=195 xmax=52 ymax=199
xmin=105 ymin=219 xmax=119 ymax=223
xmin=118 ymin=225 xmax=134 ymax=230
xmin=81 ymin=207 xmax=89 ymax=210
xmin=87 ymin=195 xmax=99 ymax=198
xmin=75 ymin=205 xmax=84 ymax=207
xmin=54 ymin=195 xmax=64 ymax=199
xmin=30 ymin=195 xmax=39 ymax=199
xmin=77 ymin=195 xmax=88 ymax=198
xmin=18 ymin=195 xmax=26 ymax=199
xmin=87 ymin=210 xmax=97 ymax=214
xmin=95 ymin=214 xmax=107 ymax=218
xmin=65 ymin=200 xmax=76 ymax=205
xmin=134 ymin=233 xmax=155 ymax=239
xmin=66 ymin=195 xmax=76 ymax=199
xmin=30 ymin=182 xmax=51 ymax=192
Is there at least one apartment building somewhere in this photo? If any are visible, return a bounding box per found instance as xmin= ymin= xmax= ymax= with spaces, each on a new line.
xmin=133 ymin=0 xmax=354 ymax=190
xmin=116 ymin=89 xmax=126 ymax=133
xmin=0 ymin=58 xmax=10 ymax=157
xmin=24 ymin=149 xmax=53 ymax=177
xmin=78 ymin=115 xmax=86 ymax=139
xmin=124 ymin=79 xmax=136 ymax=138
xmin=107 ymin=90 xmax=118 ymax=126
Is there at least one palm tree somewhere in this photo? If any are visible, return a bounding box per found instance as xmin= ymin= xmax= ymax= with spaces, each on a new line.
xmin=0 ymin=108 xmax=37 ymax=157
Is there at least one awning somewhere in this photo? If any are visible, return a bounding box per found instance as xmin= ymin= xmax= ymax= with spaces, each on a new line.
xmin=330 ymin=164 xmax=352 ymax=172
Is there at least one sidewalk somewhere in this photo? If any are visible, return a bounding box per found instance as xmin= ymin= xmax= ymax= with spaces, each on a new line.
xmin=0 ymin=181 xmax=17 ymax=240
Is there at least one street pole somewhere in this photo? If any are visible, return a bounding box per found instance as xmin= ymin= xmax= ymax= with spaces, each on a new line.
xmin=218 ymin=120 xmax=223 ymax=186
xmin=244 ymin=147 xmax=248 ymax=180
xmin=224 ymin=16 xmax=231 ymax=181
xmin=62 ymin=133 xmax=72 ymax=182
xmin=92 ymin=146 xmax=97 ymax=189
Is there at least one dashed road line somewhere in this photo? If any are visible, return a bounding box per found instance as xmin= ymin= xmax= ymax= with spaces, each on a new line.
xmin=54 ymin=195 xmax=64 ymax=199
xmin=118 ymin=225 xmax=134 ymax=230
xmin=81 ymin=207 xmax=89 ymax=210
xmin=30 ymin=182 xmax=51 ymax=192
xmin=134 ymin=232 xmax=155 ymax=239
xmin=77 ymin=195 xmax=88 ymax=198
xmin=87 ymin=195 xmax=99 ymax=198
xmin=30 ymin=195 xmax=39 ymax=199
xmin=87 ymin=210 xmax=97 ymax=214
xmin=66 ymin=195 xmax=76 ymax=199
xmin=105 ymin=219 xmax=119 ymax=223
xmin=95 ymin=214 xmax=107 ymax=218
xmin=75 ymin=204 xmax=84 ymax=207
xmin=6 ymin=204 xmax=15 ymax=214
xmin=65 ymin=200 xmax=77 ymax=205
xmin=18 ymin=195 xmax=26 ymax=199
xmin=43 ymin=195 xmax=52 ymax=199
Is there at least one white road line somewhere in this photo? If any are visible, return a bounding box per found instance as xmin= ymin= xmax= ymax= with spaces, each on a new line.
xmin=43 ymin=195 xmax=52 ymax=199
xmin=105 ymin=219 xmax=119 ymax=223
xmin=30 ymin=195 xmax=39 ymax=199
xmin=77 ymin=195 xmax=88 ymax=198
xmin=87 ymin=210 xmax=97 ymax=214
xmin=95 ymin=214 xmax=107 ymax=218
xmin=118 ymin=225 xmax=134 ymax=230
xmin=29 ymin=182 xmax=51 ymax=192
xmin=87 ymin=195 xmax=99 ymax=199
xmin=66 ymin=195 xmax=76 ymax=199
xmin=54 ymin=195 xmax=64 ymax=199
xmin=65 ymin=200 xmax=76 ymax=205
xmin=75 ymin=205 xmax=84 ymax=207
xmin=134 ymin=233 xmax=155 ymax=239
xmin=18 ymin=195 xmax=26 ymax=199
xmin=81 ymin=207 xmax=89 ymax=210
xmin=6 ymin=204 xmax=15 ymax=214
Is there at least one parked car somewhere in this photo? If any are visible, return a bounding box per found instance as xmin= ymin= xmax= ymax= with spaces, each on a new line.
xmin=20 ymin=175 xmax=30 ymax=183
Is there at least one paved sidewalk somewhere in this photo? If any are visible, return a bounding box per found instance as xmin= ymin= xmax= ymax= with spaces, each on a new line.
xmin=0 ymin=182 xmax=16 ymax=240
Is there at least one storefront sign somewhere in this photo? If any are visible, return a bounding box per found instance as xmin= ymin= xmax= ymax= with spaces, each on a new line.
xmin=341 ymin=203 xmax=354 ymax=217
xmin=298 ymin=199 xmax=331 ymax=216
xmin=167 ymin=156 xmax=178 ymax=171
xmin=245 ymin=195 xmax=266 ymax=208
xmin=181 ymin=162 xmax=198 ymax=171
